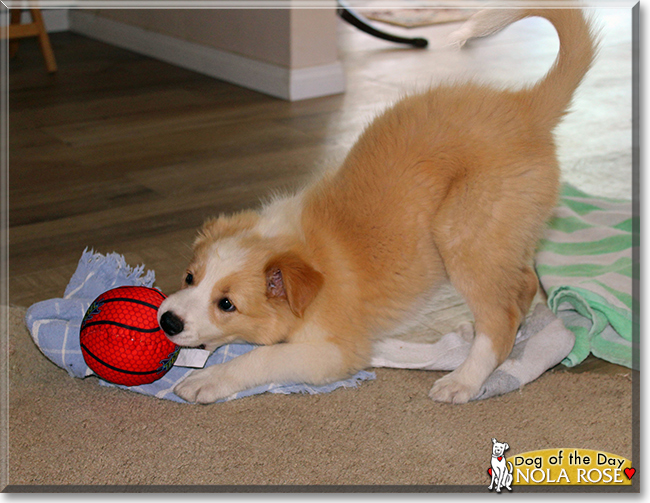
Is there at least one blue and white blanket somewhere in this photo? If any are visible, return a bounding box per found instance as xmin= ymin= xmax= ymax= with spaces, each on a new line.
xmin=24 ymin=249 xmax=375 ymax=403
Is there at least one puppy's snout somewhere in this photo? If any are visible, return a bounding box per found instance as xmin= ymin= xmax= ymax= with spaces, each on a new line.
xmin=160 ymin=311 xmax=184 ymax=336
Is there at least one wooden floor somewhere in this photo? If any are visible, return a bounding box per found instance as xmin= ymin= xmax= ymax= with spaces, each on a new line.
xmin=8 ymin=9 xmax=633 ymax=373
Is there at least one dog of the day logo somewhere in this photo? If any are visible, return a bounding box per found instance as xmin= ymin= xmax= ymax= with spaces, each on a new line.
xmin=487 ymin=441 xmax=635 ymax=490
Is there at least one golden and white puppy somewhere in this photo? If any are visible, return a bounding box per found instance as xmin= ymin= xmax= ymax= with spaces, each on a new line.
xmin=158 ymin=9 xmax=598 ymax=404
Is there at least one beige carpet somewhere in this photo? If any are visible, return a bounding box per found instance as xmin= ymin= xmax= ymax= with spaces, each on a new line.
xmin=5 ymin=305 xmax=635 ymax=490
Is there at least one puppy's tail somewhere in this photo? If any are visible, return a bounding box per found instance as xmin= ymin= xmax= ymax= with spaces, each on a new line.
xmin=449 ymin=8 xmax=599 ymax=129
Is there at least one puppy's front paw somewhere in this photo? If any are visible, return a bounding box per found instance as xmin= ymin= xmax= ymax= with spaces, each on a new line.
xmin=174 ymin=366 xmax=237 ymax=404
xmin=428 ymin=372 xmax=478 ymax=404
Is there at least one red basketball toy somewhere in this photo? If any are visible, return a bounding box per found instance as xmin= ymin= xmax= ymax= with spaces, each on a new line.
xmin=80 ymin=286 xmax=180 ymax=386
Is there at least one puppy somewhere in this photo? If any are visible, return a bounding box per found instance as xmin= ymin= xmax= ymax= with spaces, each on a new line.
xmin=158 ymin=9 xmax=598 ymax=404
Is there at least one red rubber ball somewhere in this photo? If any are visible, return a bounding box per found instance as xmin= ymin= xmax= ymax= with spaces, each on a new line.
xmin=80 ymin=286 xmax=180 ymax=386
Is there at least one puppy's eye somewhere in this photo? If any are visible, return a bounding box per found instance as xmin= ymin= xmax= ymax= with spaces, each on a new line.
xmin=185 ymin=272 xmax=194 ymax=286
xmin=217 ymin=297 xmax=236 ymax=313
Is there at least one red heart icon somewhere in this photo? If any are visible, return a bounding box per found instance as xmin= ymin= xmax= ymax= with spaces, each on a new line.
xmin=624 ymin=467 xmax=636 ymax=480
xmin=498 ymin=456 xmax=503 ymax=461
xmin=488 ymin=468 xmax=493 ymax=477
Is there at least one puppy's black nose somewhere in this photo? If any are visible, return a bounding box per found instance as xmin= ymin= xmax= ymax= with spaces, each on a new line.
xmin=160 ymin=311 xmax=184 ymax=336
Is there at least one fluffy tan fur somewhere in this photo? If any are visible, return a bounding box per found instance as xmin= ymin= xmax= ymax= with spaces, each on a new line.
xmin=159 ymin=9 xmax=598 ymax=404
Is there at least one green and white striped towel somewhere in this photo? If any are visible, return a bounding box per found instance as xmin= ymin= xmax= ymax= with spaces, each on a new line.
xmin=535 ymin=184 xmax=637 ymax=370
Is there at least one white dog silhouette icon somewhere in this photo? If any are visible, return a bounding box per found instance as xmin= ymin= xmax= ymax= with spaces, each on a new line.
xmin=489 ymin=438 xmax=513 ymax=492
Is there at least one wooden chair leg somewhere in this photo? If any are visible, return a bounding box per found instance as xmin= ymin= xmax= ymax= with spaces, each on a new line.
xmin=29 ymin=9 xmax=57 ymax=73
xmin=9 ymin=10 xmax=21 ymax=58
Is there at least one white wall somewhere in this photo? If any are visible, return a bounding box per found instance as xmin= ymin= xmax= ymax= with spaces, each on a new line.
xmin=68 ymin=9 xmax=345 ymax=101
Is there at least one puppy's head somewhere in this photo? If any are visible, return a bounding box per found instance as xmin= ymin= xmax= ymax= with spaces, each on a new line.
xmin=157 ymin=212 xmax=324 ymax=351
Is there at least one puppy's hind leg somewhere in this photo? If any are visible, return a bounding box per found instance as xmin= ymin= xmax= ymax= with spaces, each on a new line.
xmin=428 ymin=188 xmax=540 ymax=404
xmin=427 ymin=161 xmax=547 ymax=403
xmin=429 ymin=264 xmax=537 ymax=403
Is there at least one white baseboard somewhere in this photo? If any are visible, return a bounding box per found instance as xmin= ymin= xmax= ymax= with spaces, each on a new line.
xmin=68 ymin=10 xmax=345 ymax=101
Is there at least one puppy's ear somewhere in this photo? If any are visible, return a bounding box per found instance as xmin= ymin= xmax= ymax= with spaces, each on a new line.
xmin=492 ymin=438 xmax=497 ymax=444
xmin=265 ymin=252 xmax=324 ymax=318
xmin=504 ymin=443 xmax=509 ymax=451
